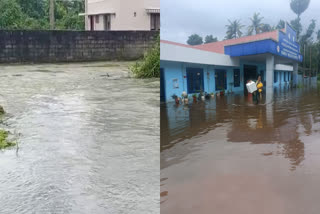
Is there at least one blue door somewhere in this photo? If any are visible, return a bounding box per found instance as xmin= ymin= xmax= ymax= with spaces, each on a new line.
xmin=186 ymin=68 xmax=204 ymax=93
xmin=215 ymin=69 xmax=227 ymax=91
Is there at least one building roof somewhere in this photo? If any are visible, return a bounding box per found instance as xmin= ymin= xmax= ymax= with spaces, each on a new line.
xmin=195 ymin=30 xmax=279 ymax=54
xmin=161 ymin=30 xmax=282 ymax=54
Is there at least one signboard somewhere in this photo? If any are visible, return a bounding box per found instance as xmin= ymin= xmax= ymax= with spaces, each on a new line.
xmin=224 ymin=22 xmax=303 ymax=62
xmin=277 ymin=23 xmax=303 ymax=62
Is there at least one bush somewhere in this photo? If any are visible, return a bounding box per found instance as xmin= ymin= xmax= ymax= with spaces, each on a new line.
xmin=131 ymin=35 xmax=160 ymax=78
xmin=0 ymin=130 xmax=16 ymax=149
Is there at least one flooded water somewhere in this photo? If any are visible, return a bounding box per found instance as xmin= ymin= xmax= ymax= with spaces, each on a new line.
xmin=161 ymin=83 xmax=320 ymax=214
xmin=0 ymin=62 xmax=159 ymax=214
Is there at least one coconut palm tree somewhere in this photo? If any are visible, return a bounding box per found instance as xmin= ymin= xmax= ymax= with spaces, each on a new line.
xmin=225 ymin=19 xmax=244 ymax=39
xmin=247 ymin=12 xmax=264 ymax=35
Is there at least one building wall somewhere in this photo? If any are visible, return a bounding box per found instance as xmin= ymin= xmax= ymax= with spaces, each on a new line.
xmin=161 ymin=60 xmax=244 ymax=102
xmin=87 ymin=0 xmax=160 ymax=31
xmin=161 ymin=59 xmax=300 ymax=102
xmin=274 ymin=71 xmax=293 ymax=87
xmin=0 ymin=30 xmax=158 ymax=63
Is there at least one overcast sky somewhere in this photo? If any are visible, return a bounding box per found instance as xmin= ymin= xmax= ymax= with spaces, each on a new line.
xmin=160 ymin=0 xmax=320 ymax=44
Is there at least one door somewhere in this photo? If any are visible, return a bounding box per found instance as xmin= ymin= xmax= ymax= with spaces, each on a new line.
xmin=215 ymin=69 xmax=227 ymax=91
xmin=186 ymin=68 xmax=204 ymax=94
xmin=160 ymin=68 xmax=165 ymax=102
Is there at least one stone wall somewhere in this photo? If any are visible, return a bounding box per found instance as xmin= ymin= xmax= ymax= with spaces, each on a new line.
xmin=0 ymin=30 xmax=158 ymax=63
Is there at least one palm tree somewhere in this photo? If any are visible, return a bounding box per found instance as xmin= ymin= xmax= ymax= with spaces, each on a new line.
xmin=225 ymin=19 xmax=244 ymax=39
xmin=247 ymin=12 xmax=264 ymax=35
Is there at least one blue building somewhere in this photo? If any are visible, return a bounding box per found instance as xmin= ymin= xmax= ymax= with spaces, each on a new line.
xmin=160 ymin=23 xmax=302 ymax=102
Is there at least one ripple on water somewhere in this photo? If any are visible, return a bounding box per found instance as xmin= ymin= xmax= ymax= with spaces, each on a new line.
xmin=0 ymin=62 xmax=160 ymax=214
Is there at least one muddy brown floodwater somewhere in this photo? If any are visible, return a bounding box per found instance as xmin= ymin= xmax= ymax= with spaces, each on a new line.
xmin=0 ymin=62 xmax=159 ymax=214
xmin=161 ymin=83 xmax=320 ymax=214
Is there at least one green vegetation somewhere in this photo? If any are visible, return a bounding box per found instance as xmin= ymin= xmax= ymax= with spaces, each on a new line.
xmin=187 ymin=34 xmax=203 ymax=45
xmin=225 ymin=19 xmax=244 ymax=39
xmin=0 ymin=130 xmax=16 ymax=149
xmin=131 ymin=35 xmax=160 ymax=78
xmin=186 ymin=0 xmax=319 ymax=76
xmin=0 ymin=0 xmax=84 ymax=30
xmin=204 ymin=35 xmax=218 ymax=44
xmin=290 ymin=0 xmax=310 ymax=38
xmin=247 ymin=12 xmax=264 ymax=35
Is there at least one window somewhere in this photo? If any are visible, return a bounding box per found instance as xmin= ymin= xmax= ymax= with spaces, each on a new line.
xmin=186 ymin=68 xmax=204 ymax=94
xmin=215 ymin=69 xmax=227 ymax=90
xmin=150 ymin=13 xmax=160 ymax=31
xmin=104 ymin=15 xmax=111 ymax=30
xmin=172 ymin=79 xmax=179 ymax=88
xmin=233 ymin=69 xmax=240 ymax=87
xmin=274 ymin=71 xmax=278 ymax=83
xmin=95 ymin=15 xmax=99 ymax=24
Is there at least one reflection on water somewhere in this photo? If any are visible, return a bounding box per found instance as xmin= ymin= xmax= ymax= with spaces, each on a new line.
xmin=0 ymin=62 xmax=159 ymax=214
xmin=161 ymin=83 xmax=320 ymax=214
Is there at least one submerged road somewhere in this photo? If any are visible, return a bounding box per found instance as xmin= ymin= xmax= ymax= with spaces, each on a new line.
xmin=0 ymin=62 xmax=159 ymax=214
xmin=161 ymin=84 xmax=320 ymax=214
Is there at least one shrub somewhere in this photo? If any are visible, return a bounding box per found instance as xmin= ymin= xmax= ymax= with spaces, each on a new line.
xmin=131 ymin=35 xmax=160 ymax=78
xmin=0 ymin=130 xmax=16 ymax=149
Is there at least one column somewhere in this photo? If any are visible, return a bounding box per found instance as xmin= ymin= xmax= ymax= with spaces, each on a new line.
xmin=265 ymin=55 xmax=274 ymax=125
xmin=293 ymin=62 xmax=298 ymax=86
xmin=266 ymin=55 xmax=275 ymax=90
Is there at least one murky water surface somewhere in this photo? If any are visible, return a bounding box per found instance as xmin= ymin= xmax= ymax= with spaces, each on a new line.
xmin=161 ymin=84 xmax=320 ymax=214
xmin=0 ymin=62 xmax=159 ymax=214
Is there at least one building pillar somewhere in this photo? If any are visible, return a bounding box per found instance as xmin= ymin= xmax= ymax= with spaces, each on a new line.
xmin=293 ymin=62 xmax=298 ymax=86
xmin=265 ymin=55 xmax=274 ymax=125
xmin=266 ymin=55 xmax=274 ymax=89
xmin=85 ymin=0 xmax=89 ymax=30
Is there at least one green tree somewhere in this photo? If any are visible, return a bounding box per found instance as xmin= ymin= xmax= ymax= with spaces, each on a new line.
xmin=204 ymin=35 xmax=218 ymax=44
xmin=290 ymin=0 xmax=310 ymax=19
xmin=0 ymin=0 xmax=84 ymax=30
xmin=187 ymin=34 xmax=203 ymax=45
xmin=225 ymin=19 xmax=244 ymax=39
xmin=260 ymin=24 xmax=273 ymax=33
xmin=290 ymin=18 xmax=303 ymax=38
xmin=0 ymin=0 xmax=25 ymax=30
xmin=290 ymin=0 xmax=311 ymax=38
xmin=247 ymin=12 xmax=264 ymax=35
xmin=276 ymin=20 xmax=286 ymax=29
xmin=16 ymin=0 xmax=46 ymax=19
xmin=300 ymin=19 xmax=316 ymax=45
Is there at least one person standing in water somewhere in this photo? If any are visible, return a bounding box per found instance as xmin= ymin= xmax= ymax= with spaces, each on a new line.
xmin=256 ymin=75 xmax=263 ymax=102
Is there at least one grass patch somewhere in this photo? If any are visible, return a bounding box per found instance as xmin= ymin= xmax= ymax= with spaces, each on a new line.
xmin=0 ymin=130 xmax=16 ymax=149
xmin=130 ymin=35 xmax=160 ymax=78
